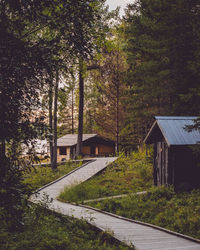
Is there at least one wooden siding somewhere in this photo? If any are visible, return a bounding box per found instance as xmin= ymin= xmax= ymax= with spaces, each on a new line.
xmin=154 ymin=141 xmax=169 ymax=186
xmin=56 ymin=136 xmax=115 ymax=160
xmin=82 ymin=146 xmax=91 ymax=155
xmin=146 ymin=118 xmax=200 ymax=190
xmin=153 ymin=142 xmax=200 ymax=190
xmin=99 ymin=145 xmax=115 ymax=155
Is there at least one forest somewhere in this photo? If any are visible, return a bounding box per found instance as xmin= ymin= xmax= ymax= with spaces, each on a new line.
xmin=0 ymin=0 xmax=200 ymax=247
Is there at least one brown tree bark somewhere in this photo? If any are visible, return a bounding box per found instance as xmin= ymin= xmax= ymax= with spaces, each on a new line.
xmin=0 ymin=139 xmax=7 ymax=179
xmin=71 ymin=87 xmax=74 ymax=134
xmin=116 ymin=50 xmax=120 ymax=155
xmin=48 ymin=73 xmax=54 ymax=165
xmin=76 ymin=62 xmax=100 ymax=157
xmin=76 ymin=59 xmax=84 ymax=157
xmin=52 ymin=70 xmax=59 ymax=169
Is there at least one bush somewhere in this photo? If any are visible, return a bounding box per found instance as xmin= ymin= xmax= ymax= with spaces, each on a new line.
xmin=0 ymin=161 xmax=31 ymax=231
xmin=0 ymin=160 xmax=80 ymax=232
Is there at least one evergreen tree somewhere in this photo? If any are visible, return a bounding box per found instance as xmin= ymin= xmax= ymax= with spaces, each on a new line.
xmin=84 ymin=36 xmax=127 ymax=152
xmin=122 ymin=0 xmax=200 ymax=147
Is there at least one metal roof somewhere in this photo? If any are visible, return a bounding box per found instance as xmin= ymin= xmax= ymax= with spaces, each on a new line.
xmin=144 ymin=116 xmax=200 ymax=146
xmin=57 ymin=134 xmax=97 ymax=147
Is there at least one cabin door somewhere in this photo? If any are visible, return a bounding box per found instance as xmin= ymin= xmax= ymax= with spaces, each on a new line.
xmin=155 ymin=142 xmax=168 ymax=186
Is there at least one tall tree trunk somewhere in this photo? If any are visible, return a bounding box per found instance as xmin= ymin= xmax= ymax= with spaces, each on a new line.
xmin=0 ymin=139 xmax=7 ymax=180
xmin=76 ymin=59 xmax=84 ymax=157
xmin=72 ymin=87 xmax=74 ymax=134
xmin=116 ymin=51 xmax=120 ymax=155
xmin=76 ymin=62 xmax=99 ymax=157
xmin=48 ymin=73 xmax=53 ymax=165
xmin=116 ymin=82 xmax=119 ymax=154
xmin=52 ymin=70 xmax=59 ymax=169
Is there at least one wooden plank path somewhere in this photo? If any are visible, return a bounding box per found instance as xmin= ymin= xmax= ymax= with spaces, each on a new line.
xmin=30 ymin=157 xmax=200 ymax=250
xmin=83 ymin=191 xmax=147 ymax=204
xmin=33 ymin=157 xmax=117 ymax=198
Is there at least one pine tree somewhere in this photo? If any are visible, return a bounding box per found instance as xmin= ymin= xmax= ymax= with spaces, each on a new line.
xmin=122 ymin=0 xmax=200 ymax=147
xmin=84 ymin=36 xmax=127 ymax=152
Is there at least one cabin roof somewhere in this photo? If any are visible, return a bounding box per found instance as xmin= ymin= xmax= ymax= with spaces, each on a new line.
xmin=144 ymin=116 xmax=200 ymax=146
xmin=57 ymin=134 xmax=97 ymax=147
xmin=57 ymin=134 xmax=114 ymax=147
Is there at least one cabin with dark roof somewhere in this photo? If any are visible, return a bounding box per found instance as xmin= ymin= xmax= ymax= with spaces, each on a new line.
xmin=57 ymin=134 xmax=115 ymax=161
xmin=144 ymin=117 xmax=200 ymax=191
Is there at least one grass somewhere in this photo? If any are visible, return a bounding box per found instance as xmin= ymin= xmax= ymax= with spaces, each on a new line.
xmin=0 ymin=204 xmax=133 ymax=250
xmin=1 ymin=160 xmax=133 ymax=250
xmin=58 ymin=151 xmax=153 ymax=203
xmin=88 ymin=186 xmax=200 ymax=240
xmin=56 ymin=151 xmax=200 ymax=240
xmin=23 ymin=160 xmax=82 ymax=190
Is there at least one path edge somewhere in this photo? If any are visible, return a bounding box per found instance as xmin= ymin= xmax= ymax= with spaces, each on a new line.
xmin=33 ymin=160 xmax=96 ymax=194
xmin=66 ymin=201 xmax=200 ymax=244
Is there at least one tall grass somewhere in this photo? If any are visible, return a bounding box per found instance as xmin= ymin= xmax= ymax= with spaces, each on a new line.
xmin=89 ymin=186 xmax=200 ymax=239
xmin=59 ymin=151 xmax=153 ymax=203
xmin=1 ymin=160 xmax=133 ymax=250
xmin=0 ymin=204 xmax=133 ymax=249
xmin=23 ymin=161 xmax=81 ymax=190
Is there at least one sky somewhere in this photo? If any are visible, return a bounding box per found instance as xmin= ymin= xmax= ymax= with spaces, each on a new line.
xmin=105 ymin=0 xmax=133 ymax=16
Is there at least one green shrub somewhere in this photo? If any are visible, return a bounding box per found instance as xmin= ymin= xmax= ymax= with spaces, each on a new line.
xmin=0 ymin=161 xmax=31 ymax=231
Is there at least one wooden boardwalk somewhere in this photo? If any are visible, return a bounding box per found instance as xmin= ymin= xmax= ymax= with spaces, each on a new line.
xmin=83 ymin=191 xmax=147 ymax=204
xmin=30 ymin=158 xmax=200 ymax=250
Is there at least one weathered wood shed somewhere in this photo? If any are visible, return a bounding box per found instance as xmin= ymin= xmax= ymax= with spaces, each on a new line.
xmin=144 ymin=116 xmax=200 ymax=190
xmin=57 ymin=134 xmax=115 ymax=161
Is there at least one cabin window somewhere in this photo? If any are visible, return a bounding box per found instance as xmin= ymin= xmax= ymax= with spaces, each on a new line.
xmin=59 ymin=147 xmax=67 ymax=155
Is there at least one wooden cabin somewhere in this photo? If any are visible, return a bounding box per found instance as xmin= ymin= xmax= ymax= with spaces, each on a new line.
xmin=57 ymin=134 xmax=115 ymax=161
xmin=144 ymin=117 xmax=200 ymax=191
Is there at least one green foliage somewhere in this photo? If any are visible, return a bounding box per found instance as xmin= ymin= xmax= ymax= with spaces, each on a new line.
xmin=121 ymin=0 xmax=200 ymax=148
xmin=58 ymin=151 xmax=153 ymax=203
xmin=87 ymin=38 xmax=127 ymax=140
xmin=23 ymin=161 xmax=81 ymax=190
xmin=0 ymin=204 xmax=132 ymax=250
xmin=90 ymin=187 xmax=200 ymax=239
xmin=0 ymin=162 xmax=31 ymax=231
xmin=1 ymin=160 xmax=132 ymax=250
xmin=0 ymin=160 xmax=81 ymax=230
